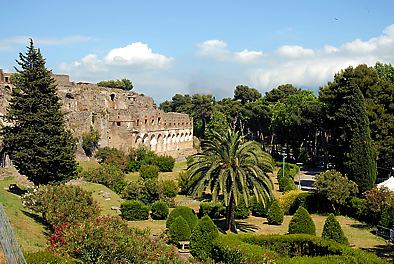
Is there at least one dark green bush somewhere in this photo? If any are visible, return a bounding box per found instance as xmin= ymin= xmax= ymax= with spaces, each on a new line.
xmin=289 ymin=192 xmax=311 ymax=215
xmin=22 ymin=184 xmax=99 ymax=226
xmin=127 ymin=146 xmax=158 ymax=172
xmin=198 ymin=202 xmax=226 ymax=219
xmin=250 ymin=196 xmax=268 ymax=217
xmin=120 ymin=200 xmax=149 ymax=220
xmin=267 ymin=200 xmax=284 ymax=225
xmin=190 ymin=215 xmax=219 ymax=260
xmin=121 ymin=181 xmax=142 ymax=200
xmin=288 ymin=206 xmax=315 ymax=235
xmin=166 ymin=206 xmax=198 ymax=230
xmin=94 ymin=147 xmax=128 ymax=171
xmin=81 ymin=128 xmax=100 ymax=158
xmin=322 ymin=213 xmax=348 ymax=245
xmin=81 ymin=164 xmax=126 ymax=194
xmin=169 ymin=216 xmax=191 ymax=244
xmin=158 ymin=179 xmax=178 ymax=199
xmin=155 ymin=155 xmax=175 ymax=172
xmin=140 ymin=179 xmax=160 ymax=204
xmin=348 ymin=196 xmax=368 ymax=220
xmin=278 ymin=176 xmax=296 ymax=192
xmin=178 ymin=171 xmax=191 ymax=195
xmin=379 ymin=205 xmax=394 ymax=228
xmin=150 ymin=200 xmax=169 ymax=220
xmin=235 ymin=199 xmax=250 ymax=219
xmin=25 ymin=251 xmax=81 ymax=264
xmin=139 ymin=164 xmax=159 ymax=180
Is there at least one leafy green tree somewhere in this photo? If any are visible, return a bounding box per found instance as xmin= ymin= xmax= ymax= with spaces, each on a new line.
xmin=187 ymin=129 xmax=273 ymax=232
xmin=205 ymin=110 xmax=228 ymax=138
xmin=97 ymin=78 xmax=133 ymax=90
xmin=319 ymin=66 xmax=377 ymax=192
xmin=322 ymin=213 xmax=348 ymax=245
xmin=265 ymin=84 xmax=299 ymax=103
xmin=234 ymin=85 xmax=261 ymax=103
xmin=190 ymin=215 xmax=219 ymax=260
xmin=314 ymin=170 xmax=358 ymax=214
xmin=169 ymin=216 xmax=191 ymax=244
xmin=288 ymin=206 xmax=316 ymax=235
xmin=1 ymin=40 xmax=77 ymax=185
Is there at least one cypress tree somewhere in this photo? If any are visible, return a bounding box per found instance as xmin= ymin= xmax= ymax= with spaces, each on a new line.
xmin=322 ymin=213 xmax=348 ymax=245
xmin=288 ymin=206 xmax=315 ymax=235
xmin=2 ymin=40 xmax=77 ymax=185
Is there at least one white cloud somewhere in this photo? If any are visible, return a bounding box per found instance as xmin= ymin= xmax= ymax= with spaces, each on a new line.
xmin=277 ymin=45 xmax=315 ymax=58
xmin=198 ymin=39 xmax=263 ymax=63
xmin=0 ymin=35 xmax=91 ymax=51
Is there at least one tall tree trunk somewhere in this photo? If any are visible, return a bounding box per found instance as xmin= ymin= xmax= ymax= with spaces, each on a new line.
xmin=225 ymin=192 xmax=237 ymax=233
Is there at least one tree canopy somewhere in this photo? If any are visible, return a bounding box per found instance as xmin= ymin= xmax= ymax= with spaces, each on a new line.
xmin=97 ymin=78 xmax=133 ymax=90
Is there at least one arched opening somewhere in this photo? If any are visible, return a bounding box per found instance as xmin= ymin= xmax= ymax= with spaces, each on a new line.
xmin=143 ymin=134 xmax=149 ymax=146
xmin=150 ymin=134 xmax=157 ymax=151
xmin=110 ymin=94 xmax=115 ymax=101
xmin=157 ymin=134 xmax=162 ymax=153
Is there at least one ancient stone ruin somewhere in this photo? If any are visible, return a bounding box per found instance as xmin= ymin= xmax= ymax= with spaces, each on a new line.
xmin=0 ymin=69 xmax=194 ymax=161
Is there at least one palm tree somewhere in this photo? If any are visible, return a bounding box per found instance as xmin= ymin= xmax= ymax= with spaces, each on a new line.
xmin=187 ymin=129 xmax=273 ymax=232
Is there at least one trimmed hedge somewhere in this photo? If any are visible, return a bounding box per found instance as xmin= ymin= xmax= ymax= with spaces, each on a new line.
xmin=267 ymin=200 xmax=284 ymax=225
xmin=288 ymin=206 xmax=315 ymax=235
xmin=150 ymin=200 xmax=169 ymax=220
xmin=190 ymin=215 xmax=219 ymax=260
xmin=166 ymin=206 xmax=198 ymax=230
xmin=25 ymin=251 xmax=82 ymax=264
xmin=212 ymin=234 xmax=386 ymax=264
xmin=169 ymin=216 xmax=191 ymax=244
xmin=198 ymin=202 xmax=226 ymax=219
xmin=120 ymin=200 xmax=149 ymax=220
xmin=279 ymin=190 xmax=304 ymax=215
xmin=155 ymin=155 xmax=175 ymax=172
xmin=235 ymin=199 xmax=250 ymax=219
xmin=250 ymin=196 xmax=268 ymax=217
xmin=322 ymin=214 xmax=348 ymax=245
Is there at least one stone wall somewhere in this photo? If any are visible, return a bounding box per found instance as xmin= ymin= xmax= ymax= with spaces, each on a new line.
xmin=0 ymin=70 xmax=194 ymax=159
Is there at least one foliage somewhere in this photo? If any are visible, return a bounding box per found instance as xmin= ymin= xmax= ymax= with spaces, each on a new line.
xmin=267 ymin=199 xmax=284 ymax=225
xmin=379 ymin=205 xmax=394 ymax=228
xmin=166 ymin=206 xmax=198 ymax=230
xmin=347 ymin=196 xmax=368 ymax=221
xmin=314 ymin=170 xmax=358 ymax=213
xmin=190 ymin=215 xmax=219 ymax=260
xmin=279 ymin=190 xmax=304 ymax=215
xmin=121 ymin=181 xmax=142 ymax=200
xmin=289 ymin=192 xmax=313 ymax=215
xmin=363 ymin=187 xmax=394 ymax=225
xmin=81 ymin=164 xmax=126 ymax=194
xmin=234 ymin=85 xmax=262 ymax=103
xmin=1 ymin=40 xmax=77 ymax=185
xmin=205 ymin=110 xmax=228 ymax=139
xmin=96 ymin=78 xmax=133 ymax=90
xmin=158 ymin=179 xmax=178 ymax=199
xmin=94 ymin=147 xmax=128 ymax=171
xmin=250 ymin=196 xmax=268 ymax=217
xmin=277 ymin=163 xmax=299 ymax=192
xmin=22 ymin=184 xmax=99 ymax=226
xmin=120 ymin=200 xmax=149 ymax=221
xmin=187 ymin=128 xmax=273 ymax=232
xmin=140 ymin=179 xmax=161 ymax=204
xmin=278 ymin=176 xmax=296 ymax=192
xmin=169 ymin=216 xmax=191 ymax=244
xmin=322 ymin=214 xmax=349 ymax=245
xmin=81 ymin=128 xmax=100 ymax=157
xmin=198 ymin=202 xmax=226 ymax=219
xmin=155 ymin=155 xmax=175 ymax=172
xmin=139 ymin=164 xmax=160 ymax=180
xmin=49 ymin=216 xmax=183 ymax=263
xmin=150 ymin=200 xmax=169 ymax=220
xmin=25 ymin=251 xmax=81 ymax=264
xmin=288 ymin=207 xmax=315 ymax=235
xmin=235 ymin=199 xmax=250 ymax=219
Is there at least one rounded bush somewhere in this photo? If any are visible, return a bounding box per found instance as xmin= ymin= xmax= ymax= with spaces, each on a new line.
xmin=158 ymin=179 xmax=178 ymax=199
xmin=288 ymin=206 xmax=316 ymax=235
xmin=120 ymin=200 xmax=149 ymax=221
xmin=151 ymin=200 xmax=169 ymax=220
xmin=140 ymin=179 xmax=160 ymax=204
xmin=169 ymin=216 xmax=191 ymax=244
xmin=267 ymin=200 xmax=284 ymax=225
xmin=198 ymin=202 xmax=226 ymax=219
xmin=322 ymin=213 xmax=348 ymax=245
xmin=190 ymin=215 xmax=219 ymax=260
xmin=235 ymin=199 xmax=250 ymax=219
xmin=139 ymin=165 xmax=159 ymax=180
xmin=166 ymin=206 xmax=198 ymax=230
xmin=121 ymin=181 xmax=142 ymax=200
xmin=250 ymin=196 xmax=267 ymax=217
xmin=155 ymin=155 xmax=175 ymax=172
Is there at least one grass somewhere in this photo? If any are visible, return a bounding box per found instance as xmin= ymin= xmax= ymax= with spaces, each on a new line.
xmin=0 ymin=177 xmax=47 ymax=252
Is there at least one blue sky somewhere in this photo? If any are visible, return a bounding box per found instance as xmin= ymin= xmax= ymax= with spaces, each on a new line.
xmin=1 ymin=0 xmax=394 ymax=103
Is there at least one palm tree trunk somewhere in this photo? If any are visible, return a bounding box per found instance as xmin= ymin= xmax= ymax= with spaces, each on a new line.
xmin=225 ymin=192 xmax=237 ymax=233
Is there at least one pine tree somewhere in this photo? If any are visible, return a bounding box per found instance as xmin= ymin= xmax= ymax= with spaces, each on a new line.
xmin=288 ymin=206 xmax=316 ymax=235
xmin=1 ymin=40 xmax=77 ymax=185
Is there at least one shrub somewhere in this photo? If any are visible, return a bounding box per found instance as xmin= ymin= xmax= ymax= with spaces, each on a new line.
xmin=25 ymin=251 xmax=81 ymax=264
xmin=169 ymin=216 xmax=191 ymax=244
xmin=364 ymin=187 xmax=394 ymax=225
xmin=156 ymin=155 xmax=175 ymax=172
xmin=94 ymin=147 xmax=128 ymax=171
xmin=178 ymin=171 xmax=191 ymax=195
xmin=267 ymin=200 xmax=284 ymax=225
xmin=322 ymin=214 xmax=348 ymax=245
xmin=347 ymin=196 xmax=368 ymax=221
xmin=49 ymin=216 xmax=181 ymax=263
xmin=120 ymin=200 xmax=149 ymax=221
xmin=190 ymin=215 xmax=219 ymax=260
xmin=151 ymin=200 xmax=169 ymax=220
xmin=279 ymin=190 xmax=304 ymax=215
xmin=235 ymin=199 xmax=250 ymax=219
xmin=166 ymin=206 xmax=198 ymax=230
xmin=250 ymin=196 xmax=268 ymax=217
xmin=139 ymin=164 xmax=159 ymax=180
xmin=81 ymin=128 xmax=100 ymax=157
xmin=127 ymin=146 xmax=158 ymax=172
xmin=289 ymin=192 xmax=311 ymax=215
xmin=278 ymin=176 xmax=296 ymax=192
xmin=81 ymin=164 xmax=126 ymax=194
xmin=159 ymin=179 xmax=178 ymax=199
xmin=121 ymin=181 xmax=142 ymax=200
xmin=288 ymin=206 xmax=315 ymax=235
xmin=379 ymin=204 xmax=394 ymax=228
xmin=140 ymin=179 xmax=160 ymax=204
xmin=22 ymin=184 xmax=99 ymax=226
xmin=198 ymin=202 xmax=226 ymax=219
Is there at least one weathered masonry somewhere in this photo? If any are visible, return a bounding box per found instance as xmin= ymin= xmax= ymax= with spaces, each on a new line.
xmin=0 ymin=69 xmax=194 ymax=159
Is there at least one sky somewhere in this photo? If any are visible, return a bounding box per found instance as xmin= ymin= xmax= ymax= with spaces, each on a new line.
xmin=1 ymin=0 xmax=394 ymax=103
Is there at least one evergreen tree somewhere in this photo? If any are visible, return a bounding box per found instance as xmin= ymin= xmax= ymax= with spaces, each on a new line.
xmin=190 ymin=215 xmax=219 ymax=260
xmin=322 ymin=213 xmax=348 ymax=245
xmin=2 ymin=40 xmax=77 ymax=185
xmin=288 ymin=206 xmax=316 ymax=235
